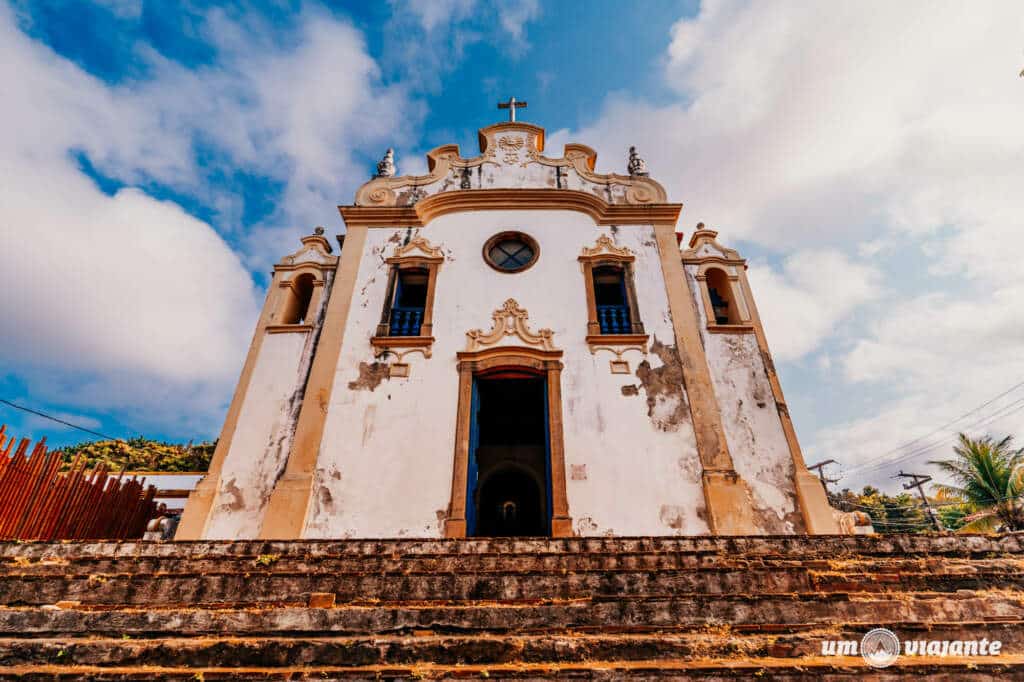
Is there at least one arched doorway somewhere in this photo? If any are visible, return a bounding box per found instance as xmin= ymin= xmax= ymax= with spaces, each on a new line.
xmin=444 ymin=346 xmax=572 ymax=538
xmin=467 ymin=372 xmax=550 ymax=537
xmin=477 ymin=468 xmax=545 ymax=536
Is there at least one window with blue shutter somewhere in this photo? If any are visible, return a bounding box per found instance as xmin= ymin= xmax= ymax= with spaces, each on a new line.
xmin=388 ymin=268 xmax=428 ymax=336
xmin=592 ymin=265 xmax=632 ymax=334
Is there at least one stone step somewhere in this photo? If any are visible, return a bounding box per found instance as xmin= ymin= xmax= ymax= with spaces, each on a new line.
xmin=4 ymin=566 xmax=1022 ymax=607
xmin=7 ymin=553 xmax=1023 ymax=577
xmin=2 ymin=621 xmax=1023 ymax=668
xmin=2 ymin=534 xmax=1021 ymax=562
xmin=0 ymin=568 xmax=809 ymax=606
xmin=3 ymin=593 xmax=1021 ymax=636
xmin=1 ymin=656 xmax=1021 ymax=681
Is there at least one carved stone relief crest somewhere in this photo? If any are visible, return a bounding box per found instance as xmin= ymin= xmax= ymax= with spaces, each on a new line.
xmin=465 ymin=298 xmax=555 ymax=352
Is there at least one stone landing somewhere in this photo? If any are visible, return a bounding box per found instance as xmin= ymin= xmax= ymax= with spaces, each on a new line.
xmin=0 ymin=535 xmax=1023 ymax=679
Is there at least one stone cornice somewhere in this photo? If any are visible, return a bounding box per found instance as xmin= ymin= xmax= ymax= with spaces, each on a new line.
xmin=339 ymin=189 xmax=682 ymax=228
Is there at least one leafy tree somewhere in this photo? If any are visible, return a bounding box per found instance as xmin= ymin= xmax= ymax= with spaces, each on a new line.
xmin=929 ymin=433 xmax=1024 ymax=532
xmin=830 ymin=485 xmax=930 ymax=534
xmin=56 ymin=438 xmax=215 ymax=473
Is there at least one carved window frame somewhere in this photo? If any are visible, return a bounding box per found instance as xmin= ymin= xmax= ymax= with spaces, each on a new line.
xmin=371 ymin=237 xmax=444 ymax=353
xmin=578 ymin=236 xmax=649 ymax=352
xmin=695 ymin=263 xmax=755 ymax=334
xmin=483 ymin=231 xmax=540 ymax=274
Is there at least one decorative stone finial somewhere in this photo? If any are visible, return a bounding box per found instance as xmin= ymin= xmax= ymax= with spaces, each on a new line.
xmin=696 ymin=222 xmax=705 ymax=230
xmin=375 ymin=148 xmax=396 ymax=178
xmin=314 ymin=226 xmax=325 ymax=236
xmin=627 ymin=146 xmax=648 ymax=176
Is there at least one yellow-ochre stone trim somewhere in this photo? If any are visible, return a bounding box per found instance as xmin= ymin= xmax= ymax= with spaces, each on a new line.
xmin=353 ymin=121 xmax=667 ymax=208
xmin=265 ymin=324 xmax=314 ymax=334
xmin=176 ymin=229 xmax=340 ymax=540
xmin=279 ymin=233 xmax=338 ymax=267
xmin=340 ymin=190 xmax=682 ymax=228
xmin=683 ymin=224 xmax=840 ymax=534
xmin=586 ymin=336 xmax=649 ymax=375
xmin=257 ymin=225 xmax=370 ymax=540
xmin=680 ymin=228 xmax=743 ymax=263
xmin=369 ymin=337 xmax=434 ymax=378
xmin=466 ymin=299 xmax=555 ymax=352
xmin=388 ymin=235 xmax=444 ymax=262
xmin=446 ymin=345 xmax=572 ymax=538
xmin=578 ymin=234 xmax=634 ymax=261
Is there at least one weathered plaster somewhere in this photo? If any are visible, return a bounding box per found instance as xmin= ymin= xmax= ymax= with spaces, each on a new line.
xmin=304 ymin=210 xmax=710 ymax=538
xmin=685 ymin=258 xmax=805 ymax=534
xmin=355 ymin=124 xmax=667 ymax=210
xmin=204 ymin=330 xmax=311 ymax=539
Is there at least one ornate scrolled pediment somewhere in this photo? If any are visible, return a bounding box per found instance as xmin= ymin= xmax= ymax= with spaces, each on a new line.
xmin=278 ymin=229 xmax=338 ymax=269
xmin=387 ymin=235 xmax=444 ymax=263
xmin=579 ymin=234 xmax=634 ymax=262
xmin=353 ymin=122 xmax=668 ymax=210
xmin=681 ymin=225 xmax=745 ymax=265
xmin=465 ymin=299 xmax=555 ymax=352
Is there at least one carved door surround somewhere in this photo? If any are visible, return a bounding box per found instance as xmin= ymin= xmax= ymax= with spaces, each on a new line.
xmin=443 ymin=299 xmax=572 ymax=538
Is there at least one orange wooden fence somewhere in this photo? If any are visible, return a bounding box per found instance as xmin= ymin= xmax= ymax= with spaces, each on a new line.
xmin=0 ymin=426 xmax=165 ymax=540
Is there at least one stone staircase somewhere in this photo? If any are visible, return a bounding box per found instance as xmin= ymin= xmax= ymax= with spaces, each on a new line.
xmin=0 ymin=535 xmax=1023 ymax=679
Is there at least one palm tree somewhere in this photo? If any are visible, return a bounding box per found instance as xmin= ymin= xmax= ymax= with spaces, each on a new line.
xmin=929 ymin=433 xmax=1024 ymax=532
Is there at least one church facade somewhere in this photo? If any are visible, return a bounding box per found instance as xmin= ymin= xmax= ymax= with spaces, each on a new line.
xmin=176 ymin=116 xmax=839 ymax=540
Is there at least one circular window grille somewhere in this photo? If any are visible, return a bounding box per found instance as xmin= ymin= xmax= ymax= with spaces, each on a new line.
xmin=483 ymin=232 xmax=539 ymax=273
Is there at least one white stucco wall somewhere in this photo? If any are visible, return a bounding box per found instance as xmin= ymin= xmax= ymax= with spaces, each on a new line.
xmin=304 ymin=210 xmax=711 ymax=538
xmin=684 ymin=261 xmax=804 ymax=534
xmin=205 ymin=330 xmax=309 ymax=539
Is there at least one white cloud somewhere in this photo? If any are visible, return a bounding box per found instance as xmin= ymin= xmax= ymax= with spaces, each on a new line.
xmin=0 ymin=5 xmax=410 ymax=437
xmin=821 ymin=283 xmax=1024 ymax=484
xmin=569 ymin=0 xmax=1024 ymax=486
xmin=747 ymin=251 xmax=880 ymax=362
xmin=76 ymin=9 xmax=414 ymax=269
xmin=496 ymin=0 xmax=540 ymax=52
xmin=384 ymin=0 xmax=542 ymax=90
xmin=404 ymin=0 xmax=476 ymax=32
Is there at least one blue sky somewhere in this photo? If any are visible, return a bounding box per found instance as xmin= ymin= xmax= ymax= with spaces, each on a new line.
xmin=2 ymin=0 xmax=1023 ymax=493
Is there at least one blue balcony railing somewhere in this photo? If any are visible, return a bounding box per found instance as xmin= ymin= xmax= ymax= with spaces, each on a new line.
xmin=597 ymin=305 xmax=631 ymax=334
xmin=389 ymin=306 xmax=424 ymax=336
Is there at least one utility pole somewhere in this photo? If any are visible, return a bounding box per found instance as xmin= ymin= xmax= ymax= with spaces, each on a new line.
xmin=896 ymin=471 xmax=943 ymax=531
xmin=808 ymin=459 xmax=840 ymax=494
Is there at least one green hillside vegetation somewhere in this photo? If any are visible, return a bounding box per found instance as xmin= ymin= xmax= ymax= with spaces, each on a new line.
xmin=56 ymin=438 xmax=215 ymax=473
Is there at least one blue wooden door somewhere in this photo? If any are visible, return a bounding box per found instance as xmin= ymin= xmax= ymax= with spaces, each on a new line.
xmin=542 ymin=380 xmax=553 ymax=535
xmin=465 ymin=378 xmax=482 ymax=536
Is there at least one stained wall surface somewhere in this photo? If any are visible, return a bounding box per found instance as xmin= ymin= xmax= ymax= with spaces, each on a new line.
xmin=205 ymin=330 xmax=309 ymax=539
xmin=304 ymin=210 xmax=712 ymax=538
xmin=684 ymin=252 xmax=805 ymax=534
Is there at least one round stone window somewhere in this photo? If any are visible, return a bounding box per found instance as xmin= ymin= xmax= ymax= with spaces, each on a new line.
xmin=483 ymin=232 xmax=539 ymax=273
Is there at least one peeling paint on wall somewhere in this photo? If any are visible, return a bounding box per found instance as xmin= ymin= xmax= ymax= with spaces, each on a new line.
xmin=348 ymin=362 xmax=389 ymax=391
xmin=659 ymin=504 xmax=687 ymax=531
xmin=304 ymin=213 xmax=711 ymax=538
xmin=220 ymin=478 xmax=244 ymax=512
xmin=684 ymin=263 xmax=805 ymax=535
xmin=634 ymin=337 xmax=690 ymax=431
xmin=203 ymin=269 xmax=336 ymax=539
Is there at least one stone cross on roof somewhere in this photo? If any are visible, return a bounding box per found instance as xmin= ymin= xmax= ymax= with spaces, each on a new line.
xmin=497 ymin=96 xmax=527 ymax=122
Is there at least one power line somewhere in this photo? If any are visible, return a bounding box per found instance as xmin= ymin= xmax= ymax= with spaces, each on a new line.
xmin=0 ymin=398 xmax=118 ymax=441
xmin=895 ymin=470 xmax=943 ymax=531
xmin=844 ymin=378 xmax=1024 ymax=476
xmin=852 ymin=397 xmax=1024 ymax=476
